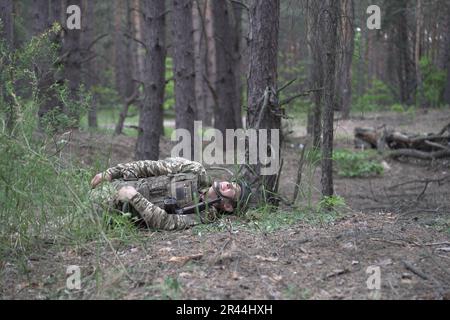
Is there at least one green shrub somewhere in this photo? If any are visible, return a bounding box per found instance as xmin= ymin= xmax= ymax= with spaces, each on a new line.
xmin=390 ymin=103 xmax=406 ymax=113
xmin=419 ymin=56 xmax=447 ymax=108
xmin=354 ymin=79 xmax=395 ymax=113
xmin=333 ymin=149 xmax=384 ymax=178
xmin=0 ymin=26 xmax=135 ymax=260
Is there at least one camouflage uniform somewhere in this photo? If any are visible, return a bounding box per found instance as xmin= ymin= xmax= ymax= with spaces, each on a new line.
xmin=90 ymin=157 xmax=220 ymax=230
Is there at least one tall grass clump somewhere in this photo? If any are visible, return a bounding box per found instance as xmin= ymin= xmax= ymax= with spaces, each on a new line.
xmin=0 ymin=25 xmax=135 ymax=262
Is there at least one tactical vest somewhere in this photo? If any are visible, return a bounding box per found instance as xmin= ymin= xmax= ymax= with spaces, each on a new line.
xmin=112 ymin=172 xmax=201 ymax=212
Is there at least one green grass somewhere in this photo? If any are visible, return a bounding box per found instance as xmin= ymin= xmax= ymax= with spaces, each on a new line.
xmin=192 ymin=203 xmax=346 ymax=237
xmin=333 ymin=149 xmax=384 ymax=178
xmin=283 ymin=285 xmax=312 ymax=300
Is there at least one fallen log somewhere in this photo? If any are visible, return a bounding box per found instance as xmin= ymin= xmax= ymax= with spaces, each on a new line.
xmin=388 ymin=149 xmax=450 ymax=160
xmin=354 ymin=122 xmax=450 ymax=160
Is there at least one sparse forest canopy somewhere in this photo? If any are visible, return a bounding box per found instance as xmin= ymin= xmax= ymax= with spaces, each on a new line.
xmin=0 ymin=0 xmax=449 ymax=300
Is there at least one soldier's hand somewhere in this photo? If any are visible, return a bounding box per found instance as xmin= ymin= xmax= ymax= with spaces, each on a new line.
xmin=117 ymin=186 xmax=138 ymax=202
xmin=90 ymin=172 xmax=112 ymax=189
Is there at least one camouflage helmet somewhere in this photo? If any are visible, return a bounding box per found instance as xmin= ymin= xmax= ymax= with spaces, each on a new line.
xmin=235 ymin=179 xmax=252 ymax=212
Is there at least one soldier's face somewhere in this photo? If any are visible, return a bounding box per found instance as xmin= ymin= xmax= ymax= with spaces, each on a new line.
xmin=207 ymin=181 xmax=241 ymax=212
xmin=217 ymin=181 xmax=239 ymax=199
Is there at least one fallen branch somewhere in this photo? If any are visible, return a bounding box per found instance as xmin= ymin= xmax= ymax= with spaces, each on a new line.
xmin=437 ymin=122 xmax=450 ymax=136
xmin=387 ymin=149 xmax=450 ymax=160
xmin=402 ymin=261 xmax=429 ymax=280
xmin=293 ymin=143 xmax=307 ymax=203
xmin=389 ymin=176 xmax=450 ymax=190
xmin=424 ymin=140 xmax=449 ymax=150
xmin=277 ymin=78 xmax=297 ymax=94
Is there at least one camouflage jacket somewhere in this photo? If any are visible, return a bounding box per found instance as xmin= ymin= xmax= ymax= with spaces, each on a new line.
xmin=91 ymin=157 xmax=220 ymax=230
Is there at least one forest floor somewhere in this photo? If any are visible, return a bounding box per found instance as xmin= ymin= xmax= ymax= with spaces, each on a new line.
xmin=2 ymin=109 xmax=450 ymax=300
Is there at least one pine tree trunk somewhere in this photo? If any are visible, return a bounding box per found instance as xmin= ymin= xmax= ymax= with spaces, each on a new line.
xmin=172 ymin=0 xmax=196 ymax=158
xmin=321 ymin=0 xmax=339 ymax=199
xmin=0 ymin=0 xmax=14 ymax=48
xmin=114 ymin=0 xmax=135 ymax=135
xmin=82 ymin=0 xmax=97 ymax=128
xmin=0 ymin=0 xmax=14 ymax=133
xmin=205 ymin=1 xmax=216 ymax=126
xmin=231 ymin=2 xmax=243 ymax=129
xmin=37 ymin=0 xmax=62 ymax=123
xmin=32 ymin=0 xmax=49 ymax=37
xmin=212 ymin=0 xmax=239 ymax=134
xmin=440 ymin=1 xmax=450 ymax=105
xmin=32 ymin=0 xmax=56 ymax=124
xmin=192 ymin=0 xmax=211 ymax=126
xmin=62 ymin=0 xmax=82 ymax=123
xmin=307 ymin=0 xmax=324 ymax=149
xmin=131 ymin=0 xmax=144 ymax=84
xmin=135 ymin=0 xmax=166 ymax=160
xmin=244 ymin=0 xmax=281 ymax=204
xmin=114 ymin=0 xmax=134 ymax=100
xmin=339 ymin=0 xmax=354 ymax=119
xmin=415 ymin=0 xmax=425 ymax=108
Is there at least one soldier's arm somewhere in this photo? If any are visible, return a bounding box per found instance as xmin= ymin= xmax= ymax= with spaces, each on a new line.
xmin=105 ymin=157 xmax=206 ymax=180
xmin=129 ymin=192 xmax=199 ymax=230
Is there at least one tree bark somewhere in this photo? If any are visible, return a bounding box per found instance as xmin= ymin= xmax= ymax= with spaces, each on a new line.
xmin=307 ymin=0 xmax=325 ymax=149
xmin=440 ymin=1 xmax=450 ymax=105
xmin=114 ymin=0 xmax=134 ymax=100
xmin=339 ymin=0 xmax=355 ymax=119
xmin=32 ymin=0 xmax=49 ymax=37
xmin=172 ymin=0 xmax=196 ymax=158
xmin=49 ymin=0 xmax=63 ymax=26
xmin=62 ymin=0 xmax=82 ymax=122
xmin=231 ymin=1 xmax=243 ymax=129
xmin=243 ymin=0 xmax=281 ymax=204
xmin=192 ymin=0 xmax=213 ymax=126
xmin=135 ymin=0 xmax=166 ymax=161
xmin=0 ymin=0 xmax=14 ymax=133
xmin=386 ymin=0 xmax=416 ymax=105
xmin=131 ymin=0 xmax=144 ymax=84
xmin=0 ymin=0 xmax=14 ymax=48
xmin=321 ymin=0 xmax=339 ymax=198
xmin=211 ymin=0 xmax=239 ymax=134
xmin=32 ymin=0 xmax=58 ymax=124
xmin=415 ymin=0 xmax=425 ymax=108
xmin=82 ymin=0 xmax=97 ymax=128
xmin=114 ymin=0 xmax=136 ymax=135
xmin=204 ymin=0 xmax=216 ymax=125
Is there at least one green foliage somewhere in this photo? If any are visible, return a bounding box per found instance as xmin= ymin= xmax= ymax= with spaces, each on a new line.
xmin=318 ymin=195 xmax=346 ymax=211
xmin=164 ymin=57 xmax=174 ymax=115
xmin=283 ymin=285 xmax=312 ymax=300
xmin=278 ymin=51 xmax=310 ymax=115
xmin=419 ymin=56 xmax=447 ymax=108
xmin=192 ymin=202 xmax=344 ymax=237
xmin=333 ymin=149 xmax=384 ymax=178
xmin=1 ymin=24 xmax=91 ymax=133
xmin=0 ymin=26 xmax=137 ymax=261
xmin=91 ymin=84 xmax=120 ymax=110
xmin=159 ymin=276 xmax=182 ymax=300
xmin=390 ymin=103 xmax=406 ymax=113
xmin=353 ymin=79 xmax=395 ymax=113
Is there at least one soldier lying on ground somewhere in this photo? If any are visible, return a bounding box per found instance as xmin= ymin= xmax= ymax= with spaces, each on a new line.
xmin=89 ymin=157 xmax=251 ymax=231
